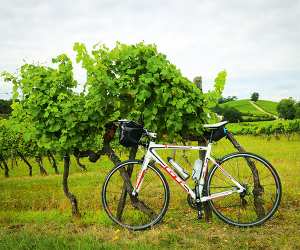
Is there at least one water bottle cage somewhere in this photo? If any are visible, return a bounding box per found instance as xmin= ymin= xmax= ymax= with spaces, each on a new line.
xmin=192 ymin=159 xmax=203 ymax=182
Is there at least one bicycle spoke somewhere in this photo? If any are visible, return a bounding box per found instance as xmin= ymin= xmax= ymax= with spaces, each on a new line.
xmin=102 ymin=161 xmax=169 ymax=230
xmin=236 ymin=160 xmax=240 ymax=183
xmin=213 ymin=171 xmax=234 ymax=187
xmin=258 ymin=174 xmax=274 ymax=182
xmin=209 ymin=185 xmax=236 ymax=189
xmin=208 ymin=153 xmax=281 ymax=227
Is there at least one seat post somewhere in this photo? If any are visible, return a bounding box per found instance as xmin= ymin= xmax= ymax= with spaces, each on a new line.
xmin=209 ymin=130 xmax=214 ymax=143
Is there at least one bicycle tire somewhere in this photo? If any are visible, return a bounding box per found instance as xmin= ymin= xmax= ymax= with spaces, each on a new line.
xmin=101 ymin=160 xmax=170 ymax=230
xmin=206 ymin=152 xmax=281 ymax=227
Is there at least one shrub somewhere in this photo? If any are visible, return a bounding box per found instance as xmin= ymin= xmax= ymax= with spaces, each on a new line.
xmin=277 ymin=98 xmax=296 ymax=120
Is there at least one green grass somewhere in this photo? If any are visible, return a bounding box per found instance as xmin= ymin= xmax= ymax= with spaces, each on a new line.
xmin=256 ymin=100 xmax=278 ymax=116
xmin=219 ymin=99 xmax=267 ymax=117
xmin=1 ymin=135 xmax=300 ymax=249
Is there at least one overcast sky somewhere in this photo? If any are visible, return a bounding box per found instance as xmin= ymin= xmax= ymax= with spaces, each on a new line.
xmin=1 ymin=0 xmax=299 ymax=101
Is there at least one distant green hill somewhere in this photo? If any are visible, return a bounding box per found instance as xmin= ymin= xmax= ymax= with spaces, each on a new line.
xmin=255 ymin=100 xmax=278 ymax=116
xmin=218 ymin=99 xmax=278 ymax=121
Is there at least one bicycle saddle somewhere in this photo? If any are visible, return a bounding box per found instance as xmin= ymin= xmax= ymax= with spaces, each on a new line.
xmin=203 ymin=121 xmax=228 ymax=129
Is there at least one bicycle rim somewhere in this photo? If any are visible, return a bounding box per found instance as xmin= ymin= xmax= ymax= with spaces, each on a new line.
xmin=207 ymin=153 xmax=281 ymax=227
xmin=102 ymin=161 xmax=170 ymax=230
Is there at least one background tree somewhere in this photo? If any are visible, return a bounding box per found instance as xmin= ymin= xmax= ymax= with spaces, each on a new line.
xmin=294 ymin=102 xmax=300 ymax=119
xmin=218 ymin=96 xmax=237 ymax=104
xmin=224 ymin=107 xmax=242 ymax=122
xmin=251 ymin=92 xmax=259 ymax=102
xmin=277 ymin=98 xmax=296 ymax=120
xmin=193 ymin=76 xmax=202 ymax=91
xmin=213 ymin=106 xmax=242 ymax=122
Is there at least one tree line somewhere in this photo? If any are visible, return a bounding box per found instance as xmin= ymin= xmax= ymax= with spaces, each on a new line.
xmin=215 ymin=92 xmax=300 ymax=123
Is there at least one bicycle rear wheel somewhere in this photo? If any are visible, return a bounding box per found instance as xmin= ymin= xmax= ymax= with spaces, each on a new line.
xmin=101 ymin=160 xmax=170 ymax=230
xmin=207 ymin=152 xmax=281 ymax=227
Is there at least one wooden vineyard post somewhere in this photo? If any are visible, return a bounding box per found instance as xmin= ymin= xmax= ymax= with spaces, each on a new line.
xmin=193 ymin=76 xmax=202 ymax=91
xmin=193 ymin=76 xmax=214 ymax=221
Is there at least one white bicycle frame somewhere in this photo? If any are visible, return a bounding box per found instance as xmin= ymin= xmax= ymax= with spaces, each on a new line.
xmin=132 ymin=141 xmax=245 ymax=202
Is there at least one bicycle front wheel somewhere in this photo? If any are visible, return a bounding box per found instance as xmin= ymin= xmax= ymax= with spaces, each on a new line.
xmin=207 ymin=152 xmax=281 ymax=227
xmin=101 ymin=160 xmax=170 ymax=230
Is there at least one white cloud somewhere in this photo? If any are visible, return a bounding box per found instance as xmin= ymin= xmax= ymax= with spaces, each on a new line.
xmin=0 ymin=0 xmax=299 ymax=101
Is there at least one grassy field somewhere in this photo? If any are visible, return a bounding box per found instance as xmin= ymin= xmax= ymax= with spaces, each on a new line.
xmin=0 ymin=135 xmax=300 ymax=249
xmin=255 ymin=100 xmax=278 ymax=116
xmin=219 ymin=100 xmax=266 ymax=116
xmin=219 ymin=99 xmax=279 ymax=121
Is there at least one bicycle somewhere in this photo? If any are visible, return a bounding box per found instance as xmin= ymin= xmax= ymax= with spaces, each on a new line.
xmin=101 ymin=120 xmax=282 ymax=230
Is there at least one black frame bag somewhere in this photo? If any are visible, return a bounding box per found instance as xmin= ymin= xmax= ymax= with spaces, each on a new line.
xmin=119 ymin=121 xmax=144 ymax=147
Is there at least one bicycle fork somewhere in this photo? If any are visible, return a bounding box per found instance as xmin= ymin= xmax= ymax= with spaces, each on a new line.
xmin=132 ymin=153 xmax=151 ymax=196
